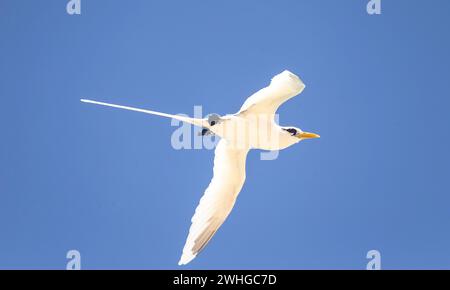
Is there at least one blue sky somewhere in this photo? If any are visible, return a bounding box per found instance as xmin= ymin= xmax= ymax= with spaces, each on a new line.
xmin=1 ymin=1 xmax=450 ymax=269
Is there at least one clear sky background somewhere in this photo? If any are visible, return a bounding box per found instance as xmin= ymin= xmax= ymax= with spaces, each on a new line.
xmin=1 ymin=1 xmax=450 ymax=269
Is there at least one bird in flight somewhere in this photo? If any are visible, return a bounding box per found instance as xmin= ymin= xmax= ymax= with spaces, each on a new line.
xmin=81 ymin=70 xmax=320 ymax=265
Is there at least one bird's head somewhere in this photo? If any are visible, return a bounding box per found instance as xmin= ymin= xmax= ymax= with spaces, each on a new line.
xmin=282 ymin=127 xmax=320 ymax=141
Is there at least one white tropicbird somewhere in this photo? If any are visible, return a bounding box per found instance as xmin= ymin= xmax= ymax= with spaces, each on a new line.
xmin=81 ymin=70 xmax=320 ymax=265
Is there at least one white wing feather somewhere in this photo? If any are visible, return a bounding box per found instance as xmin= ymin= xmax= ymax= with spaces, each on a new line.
xmin=237 ymin=70 xmax=305 ymax=116
xmin=178 ymin=139 xmax=249 ymax=265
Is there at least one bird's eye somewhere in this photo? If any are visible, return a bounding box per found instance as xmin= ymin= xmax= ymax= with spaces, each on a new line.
xmin=284 ymin=128 xmax=297 ymax=136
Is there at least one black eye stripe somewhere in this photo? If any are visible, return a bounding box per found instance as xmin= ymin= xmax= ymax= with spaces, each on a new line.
xmin=283 ymin=128 xmax=297 ymax=135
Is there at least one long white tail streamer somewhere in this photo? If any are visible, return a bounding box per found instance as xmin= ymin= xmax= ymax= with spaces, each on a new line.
xmin=80 ymin=99 xmax=206 ymax=127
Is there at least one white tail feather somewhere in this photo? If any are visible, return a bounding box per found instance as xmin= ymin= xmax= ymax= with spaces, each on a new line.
xmin=80 ymin=99 xmax=206 ymax=127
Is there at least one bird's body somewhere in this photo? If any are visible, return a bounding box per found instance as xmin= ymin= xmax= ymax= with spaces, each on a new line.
xmin=207 ymin=114 xmax=299 ymax=150
xmin=81 ymin=70 xmax=319 ymax=265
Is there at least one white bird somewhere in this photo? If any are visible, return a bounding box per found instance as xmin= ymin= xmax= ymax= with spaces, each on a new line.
xmin=80 ymin=70 xmax=319 ymax=265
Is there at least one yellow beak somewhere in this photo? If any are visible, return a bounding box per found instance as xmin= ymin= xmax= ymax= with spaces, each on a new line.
xmin=296 ymin=131 xmax=320 ymax=140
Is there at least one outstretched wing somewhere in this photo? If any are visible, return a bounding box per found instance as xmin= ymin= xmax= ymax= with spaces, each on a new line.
xmin=237 ymin=70 xmax=305 ymax=116
xmin=178 ymin=139 xmax=249 ymax=265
